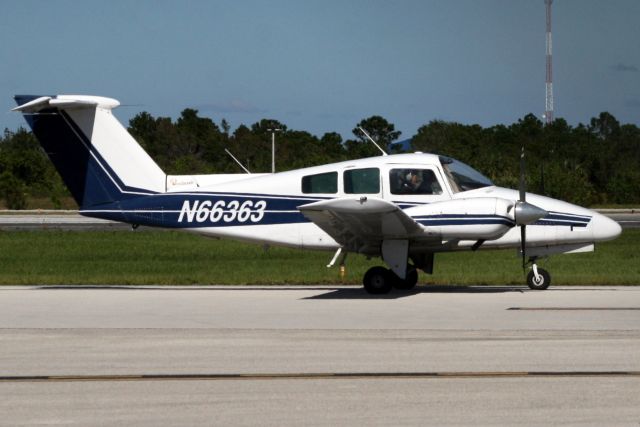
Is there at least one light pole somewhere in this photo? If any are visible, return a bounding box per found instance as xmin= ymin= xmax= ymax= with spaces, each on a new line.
xmin=267 ymin=128 xmax=281 ymax=173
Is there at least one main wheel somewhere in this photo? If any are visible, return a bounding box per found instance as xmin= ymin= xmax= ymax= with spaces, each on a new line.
xmin=392 ymin=267 xmax=419 ymax=290
xmin=363 ymin=266 xmax=393 ymax=294
xmin=526 ymin=268 xmax=551 ymax=290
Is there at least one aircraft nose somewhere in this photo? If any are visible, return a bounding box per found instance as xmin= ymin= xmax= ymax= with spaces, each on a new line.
xmin=591 ymin=212 xmax=622 ymax=241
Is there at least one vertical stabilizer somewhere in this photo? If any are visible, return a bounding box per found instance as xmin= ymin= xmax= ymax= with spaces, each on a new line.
xmin=13 ymin=95 xmax=166 ymax=208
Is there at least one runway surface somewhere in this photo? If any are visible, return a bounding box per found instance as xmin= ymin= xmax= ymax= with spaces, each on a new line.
xmin=0 ymin=211 xmax=128 ymax=230
xmin=1 ymin=285 xmax=640 ymax=426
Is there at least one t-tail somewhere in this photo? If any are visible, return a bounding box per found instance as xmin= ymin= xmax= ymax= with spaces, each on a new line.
xmin=13 ymin=95 xmax=166 ymax=217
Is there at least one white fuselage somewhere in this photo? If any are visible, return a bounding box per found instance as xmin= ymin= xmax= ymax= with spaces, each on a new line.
xmin=164 ymin=153 xmax=620 ymax=255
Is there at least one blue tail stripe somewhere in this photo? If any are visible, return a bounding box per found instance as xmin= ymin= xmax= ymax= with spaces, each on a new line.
xmin=24 ymin=107 xmax=108 ymax=207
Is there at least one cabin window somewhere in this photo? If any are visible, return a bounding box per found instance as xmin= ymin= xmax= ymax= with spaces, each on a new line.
xmin=344 ymin=168 xmax=380 ymax=194
xmin=301 ymin=171 xmax=338 ymax=194
xmin=389 ymin=169 xmax=443 ymax=195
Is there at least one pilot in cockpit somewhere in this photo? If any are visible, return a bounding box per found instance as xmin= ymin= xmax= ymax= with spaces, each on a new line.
xmin=402 ymin=170 xmax=423 ymax=193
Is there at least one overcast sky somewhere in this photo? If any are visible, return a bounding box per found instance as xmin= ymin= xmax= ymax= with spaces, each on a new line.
xmin=2 ymin=0 xmax=639 ymax=140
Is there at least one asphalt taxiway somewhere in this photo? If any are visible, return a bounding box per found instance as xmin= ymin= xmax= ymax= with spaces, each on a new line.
xmin=1 ymin=285 xmax=639 ymax=425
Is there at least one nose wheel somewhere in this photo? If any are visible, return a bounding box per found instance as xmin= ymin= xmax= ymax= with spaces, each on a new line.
xmin=526 ymin=262 xmax=551 ymax=290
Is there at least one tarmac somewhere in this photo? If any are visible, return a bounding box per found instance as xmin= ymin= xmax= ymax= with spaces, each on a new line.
xmin=1 ymin=285 xmax=639 ymax=425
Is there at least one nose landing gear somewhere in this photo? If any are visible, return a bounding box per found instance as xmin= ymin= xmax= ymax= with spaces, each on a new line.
xmin=526 ymin=259 xmax=551 ymax=290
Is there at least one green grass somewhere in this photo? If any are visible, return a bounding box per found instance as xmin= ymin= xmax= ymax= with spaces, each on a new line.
xmin=0 ymin=229 xmax=638 ymax=286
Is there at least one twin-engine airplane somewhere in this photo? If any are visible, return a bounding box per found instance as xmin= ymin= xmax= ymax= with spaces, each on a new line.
xmin=13 ymin=95 xmax=622 ymax=293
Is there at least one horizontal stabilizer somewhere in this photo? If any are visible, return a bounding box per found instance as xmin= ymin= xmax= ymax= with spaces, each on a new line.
xmin=12 ymin=95 xmax=119 ymax=113
xmin=11 ymin=96 xmax=52 ymax=112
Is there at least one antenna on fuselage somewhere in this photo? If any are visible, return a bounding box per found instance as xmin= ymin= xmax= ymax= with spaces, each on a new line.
xmin=224 ymin=148 xmax=251 ymax=174
xmin=357 ymin=126 xmax=388 ymax=156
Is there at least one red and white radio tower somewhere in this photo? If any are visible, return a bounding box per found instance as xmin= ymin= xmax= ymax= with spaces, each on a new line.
xmin=544 ymin=0 xmax=554 ymax=124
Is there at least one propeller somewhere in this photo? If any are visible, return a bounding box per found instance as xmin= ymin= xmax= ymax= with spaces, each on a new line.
xmin=519 ymin=146 xmax=526 ymax=204
xmin=514 ymin=146 xmax=548 ymax=270
xmin=519 ymin=146 xmax=527 ymax=270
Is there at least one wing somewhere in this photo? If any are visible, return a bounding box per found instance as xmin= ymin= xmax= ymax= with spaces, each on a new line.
xmin=298 ymin=196 xmax=425 ymax=254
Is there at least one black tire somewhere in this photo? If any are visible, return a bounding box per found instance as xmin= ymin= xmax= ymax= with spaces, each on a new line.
xmin=526 ymin=268 xmax=551 ymax=290
xmin=391 ymin=267 xmax=419 ymax=290
xmin=363 ymin=266 xmax=393 ymax=294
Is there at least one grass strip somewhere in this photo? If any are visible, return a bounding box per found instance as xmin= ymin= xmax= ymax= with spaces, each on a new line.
xmin=0 ymin=229 xmax=638 ymax=286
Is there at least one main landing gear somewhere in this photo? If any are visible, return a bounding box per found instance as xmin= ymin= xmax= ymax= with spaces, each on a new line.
xmin=526 ymin=259 xmax=551 ymax=290
xmin=363 ymin=265 xmax=418 ymax=294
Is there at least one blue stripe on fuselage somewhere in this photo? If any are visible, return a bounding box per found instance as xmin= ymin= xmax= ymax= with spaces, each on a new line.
xmin=534 ymin=211 xmax=591 ymax=228
xmin=80 ymin=194 xmax=592 ymax=230
xmin=81 ymin=193 xmax=315 ymax=228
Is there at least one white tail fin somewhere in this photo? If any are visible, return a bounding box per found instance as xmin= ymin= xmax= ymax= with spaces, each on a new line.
xmin=14 ymin=95 xmax=166 ymax=207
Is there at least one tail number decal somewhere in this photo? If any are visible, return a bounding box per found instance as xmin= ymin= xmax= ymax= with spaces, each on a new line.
xmin=178 ymin=200 xmax=267 ymax=223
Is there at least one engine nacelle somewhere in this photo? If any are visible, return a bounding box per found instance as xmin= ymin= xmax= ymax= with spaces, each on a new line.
xmin=407 ymin=197 xmax=516 ymax=240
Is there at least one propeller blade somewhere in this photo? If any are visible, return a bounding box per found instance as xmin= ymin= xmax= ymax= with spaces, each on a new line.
xmin=519 ymin=146 xmax=526 ymax=202
xmin=519 ymin=146 xmax=530 ymax=272
xmin=521 ymin=225 xmax=526 ymax=270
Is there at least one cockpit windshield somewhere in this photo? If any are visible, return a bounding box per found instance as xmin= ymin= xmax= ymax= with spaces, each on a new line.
xmin=439 ymin=156 xmax=493 ymax=193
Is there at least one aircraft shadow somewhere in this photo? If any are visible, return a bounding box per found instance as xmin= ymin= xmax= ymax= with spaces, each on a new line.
xmin=32 ymin=285 xmax=607 ymax=298
xmin=303 ymin=285 xmax=526 ymax=300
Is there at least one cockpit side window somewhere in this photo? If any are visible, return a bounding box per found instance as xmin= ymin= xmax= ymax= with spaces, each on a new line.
xmin=344 ymin=168 xmax=380 ymax=194
xmin=389 ymin=169 xmax=443 ymax=195
xmin=301 ymin=171 xmax=338 ymax=194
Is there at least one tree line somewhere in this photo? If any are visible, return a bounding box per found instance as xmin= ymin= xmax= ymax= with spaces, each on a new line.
xmin=1 ymin=109 xmax=639 ymax=209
